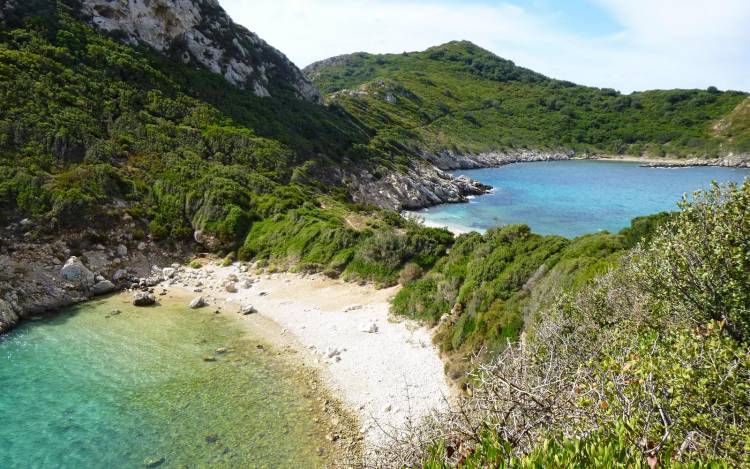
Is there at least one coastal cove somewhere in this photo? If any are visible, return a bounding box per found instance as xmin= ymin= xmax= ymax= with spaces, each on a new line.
xmin=0 ymin=292 xmax=345 ymax=469
xmin=413 ymin=160 xmax=750 ymax=237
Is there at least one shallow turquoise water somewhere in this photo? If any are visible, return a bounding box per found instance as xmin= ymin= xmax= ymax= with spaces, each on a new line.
xmin=0 ymin=294 xmax=332 ymax=468
xmin=415 ymin=161 xmax=749 ymax=238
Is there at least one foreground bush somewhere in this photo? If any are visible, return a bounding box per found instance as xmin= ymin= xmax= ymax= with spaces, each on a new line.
xmin=367 ymin=181 xmax=750 ymax=468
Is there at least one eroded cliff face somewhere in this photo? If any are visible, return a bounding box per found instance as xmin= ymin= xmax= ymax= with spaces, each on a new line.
xmin=78 ymin=0 xmax=320 ymax=101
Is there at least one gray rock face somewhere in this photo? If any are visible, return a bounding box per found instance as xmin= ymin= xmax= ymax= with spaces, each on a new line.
xmin=92 ymin=280 xmax=117 ymax=296
xmin=0 ymin=299 xmax=19 ymax=332
xmin=113 ymin=269 xmax=130 ymax=282
xmin=78 ymin=0 xmax=320 ymax=102
xmin=347 ymin=161 xmax=490 ymax=210
xmin=60 ymin=257 xmax=96 ymax=290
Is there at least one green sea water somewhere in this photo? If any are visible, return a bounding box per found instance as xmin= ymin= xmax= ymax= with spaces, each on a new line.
xmin=0 ymin=294 xmax=334 ymax=468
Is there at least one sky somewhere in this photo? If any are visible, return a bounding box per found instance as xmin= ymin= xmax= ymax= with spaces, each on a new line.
xmin=220 ymin=0 xmax=750 ymax=93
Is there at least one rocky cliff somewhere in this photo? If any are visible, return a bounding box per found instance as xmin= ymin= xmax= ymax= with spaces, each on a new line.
xmin=1 ymin=0 xmax=320 ymax=101
xmin=82 ymin=0 xmax=320 ymax=101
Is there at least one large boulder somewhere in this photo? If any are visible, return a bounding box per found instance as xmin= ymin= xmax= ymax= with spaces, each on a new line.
xmin=92 ymin=280 xmax=116 ymax=296
xmin=162 ymin=267 xmax=176 ymax=279
xmin=133 ymin=291 xmax=156 ymax=307
xmin=60 ymin=257 xmax=96 ymax=290
xmin=0 ymin=299 xmax=20 ymax=333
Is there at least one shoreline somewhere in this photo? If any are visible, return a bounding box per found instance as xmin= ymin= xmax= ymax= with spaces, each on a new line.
xmin=159 ymin=261 xmax=454 ymax=452
xmin=413 ymin=216 xmax=479 ymax=235
xmin=579 ymin=154 xmax=750 ymax=168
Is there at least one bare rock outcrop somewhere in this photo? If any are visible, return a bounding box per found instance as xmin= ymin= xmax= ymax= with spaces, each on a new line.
xmin=77 ymin=0 xmax=320 ymax=102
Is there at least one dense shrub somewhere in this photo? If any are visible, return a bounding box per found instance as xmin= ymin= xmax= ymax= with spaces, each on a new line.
xmin=370 ymin=182 xmax=750 ymax=468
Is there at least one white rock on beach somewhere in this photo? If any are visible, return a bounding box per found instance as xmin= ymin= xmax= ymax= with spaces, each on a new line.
xmin=162 ymin=267 xmax=176 ymax=279
xmin=189 ymin=296 xmax=206 ymax=309
xmin=361 ymin=320 xmax=379 ymax=333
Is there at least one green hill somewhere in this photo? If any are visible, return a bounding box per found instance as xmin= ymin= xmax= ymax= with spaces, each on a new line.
xmin=305 ymin=41 xmax=749 ymax=159
xmin=0 ymin=2 xmax=464 ymax=291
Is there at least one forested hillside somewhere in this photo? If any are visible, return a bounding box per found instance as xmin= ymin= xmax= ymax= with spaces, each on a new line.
xmin=0 ymin=2 xmax=467 ymax=299
xmin=306 ymin=41 xmax=750 ymax=158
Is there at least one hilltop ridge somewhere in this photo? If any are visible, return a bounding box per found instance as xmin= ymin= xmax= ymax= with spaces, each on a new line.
xmin=306 ymin=40 xmax=750 ymax=161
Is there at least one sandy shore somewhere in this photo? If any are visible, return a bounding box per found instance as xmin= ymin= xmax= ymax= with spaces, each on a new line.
xmin=161 ymin=262 xmax=452 ymax=448
xmin=582 ymin=154 xmax=696 ymax=165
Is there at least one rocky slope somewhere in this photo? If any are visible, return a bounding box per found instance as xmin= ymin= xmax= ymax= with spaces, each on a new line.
xmin=346 ymin=162 xmax=490 ymax=210
xmin=2 ymin=0 xmax=319 ymax=101
xmin=0 ymin=220 xmax=192 ymax=333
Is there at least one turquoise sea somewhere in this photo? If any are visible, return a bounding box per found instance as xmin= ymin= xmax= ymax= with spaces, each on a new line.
xmin=415 ymin=160 xmax=750 ymax=238
xmin=0 ymin=294 xmax=335 ymax=468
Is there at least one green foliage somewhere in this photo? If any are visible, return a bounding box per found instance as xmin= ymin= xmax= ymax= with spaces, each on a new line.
xmin=308 ymin=41 xmax=748 ymax=157
xmin=239 ymin=205 xmax=453 ymax=286
xmin=0 ymin=5 xmax=384 ymax=246
xmin=392 ymin=223 xmax=638 ymax=363
xmin=422 ymin=424 xmax=731 ymax=468
xmin=638 ymin=181 xmax=750 ymax=340
xmin=408 ymin=183 xmax=750 ymax=468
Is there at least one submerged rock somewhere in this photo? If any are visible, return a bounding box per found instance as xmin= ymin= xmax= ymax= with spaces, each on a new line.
xmin=133 ymin=292 xmax=156 ymax=307
xmin=143 ymin=456 xmax=165 ymax=468
xmin=189 ymin=296 xmax=207 ymax=309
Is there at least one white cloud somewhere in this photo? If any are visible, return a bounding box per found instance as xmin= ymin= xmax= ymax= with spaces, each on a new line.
xmin=220 ymin=0 xmax=750 ymax=93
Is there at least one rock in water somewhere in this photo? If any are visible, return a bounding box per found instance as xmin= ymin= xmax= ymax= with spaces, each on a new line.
xmin=189 ymin=296 xmax=206 ymax=309
xmin=91 ymin=280 xmax=116 ymax=296
xmin=143 ymin=456 xmax=165 ymax=468
xmin=224 ymin=282 xmax=237 ymax=293
xmin=240 ymin=304 xmax=257 ymax=315
xmin=133 ymin=292 xmax=156 ymax=307
xmin=59 ymin=256 xmax=96 ymax=289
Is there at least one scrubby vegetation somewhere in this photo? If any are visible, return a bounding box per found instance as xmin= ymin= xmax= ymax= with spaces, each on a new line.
xmin=238 ymin=201 xmax=452 ymax=286
xmin=391 ymin=214 xmax=666 ymax=377
xmin=306 ymin=41 xmax=749 ymax=158
xmin=0 ymin=2 xmax=379 ymax=233
xmin=370 ymin=182 xmax=750 ymax=468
